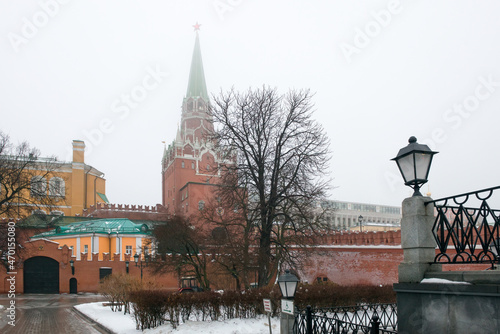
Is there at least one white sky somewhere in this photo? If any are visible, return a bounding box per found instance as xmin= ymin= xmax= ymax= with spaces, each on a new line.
xmin=2 ymin=0 xmax=500 ymax=207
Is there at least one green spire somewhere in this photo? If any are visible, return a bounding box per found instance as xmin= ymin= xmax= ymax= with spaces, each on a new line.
xmin=186 ymin=32 xmax=209 ymax=101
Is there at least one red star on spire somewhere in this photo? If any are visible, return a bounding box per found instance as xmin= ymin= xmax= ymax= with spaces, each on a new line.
xmin=193 ymin=22 xmax=201 ymax=32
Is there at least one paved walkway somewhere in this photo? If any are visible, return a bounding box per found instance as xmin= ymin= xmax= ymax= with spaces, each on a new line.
xmin=0 ymin=294 xmax=107 ymax=334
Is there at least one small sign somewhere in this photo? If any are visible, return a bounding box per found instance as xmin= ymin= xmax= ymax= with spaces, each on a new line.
xmin=281 ymin=299 xmax=294 ymax=315
xmin=263 ymin=298 xmax=272 ymax=313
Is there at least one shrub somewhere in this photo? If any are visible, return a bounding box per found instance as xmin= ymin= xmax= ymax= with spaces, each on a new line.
xmin=127 ymin=283 xmax=395 ymax=330
xmin=130 ymin=290 xmax=171 ymax=330
xmin=99 ymin=274 xmax=141 ymax=314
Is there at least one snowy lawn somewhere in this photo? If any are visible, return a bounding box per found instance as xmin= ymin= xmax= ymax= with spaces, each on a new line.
xmin=75 ymin=302 xmax=280 ymax=334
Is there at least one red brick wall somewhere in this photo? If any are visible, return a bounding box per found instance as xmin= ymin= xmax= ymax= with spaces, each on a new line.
xmin=299 ymin=246 xmax=403 ymax=286
xmin=2 ymin=229 xmax=490 ymax=294
xmin=0 ymin=239 xmax=178 ymax=294
xmin=84 ymin=203 xmax=170 ymax=221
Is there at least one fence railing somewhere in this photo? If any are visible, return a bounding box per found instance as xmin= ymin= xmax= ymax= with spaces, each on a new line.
xmin=427 ymin=186 xmax=500 ymax=265
xmin=294 ymin=303 xmax=397 ymax=334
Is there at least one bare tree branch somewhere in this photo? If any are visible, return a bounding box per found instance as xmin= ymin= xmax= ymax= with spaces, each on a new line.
xmin=208 ymin=87 xmax=333 ymax=287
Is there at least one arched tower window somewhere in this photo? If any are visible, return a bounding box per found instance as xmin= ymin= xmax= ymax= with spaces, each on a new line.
xmin=197 ymin=99 xmax=206 ymax=112
xmin=186 ymin=98 xmax=194 ymax=112
xmin=198 ymin=200 xmax=205 ymax=210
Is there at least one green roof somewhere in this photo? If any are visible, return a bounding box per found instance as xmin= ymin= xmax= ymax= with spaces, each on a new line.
xmin=185 ymin=32 xmax=209 ymax=101
xmin=31 ymin=218 xmax=151 ymax=239
xmin=97 ymin=192 xmax=109 ymax=203
xmin=18 ymin=215 xmax=95 ymax=229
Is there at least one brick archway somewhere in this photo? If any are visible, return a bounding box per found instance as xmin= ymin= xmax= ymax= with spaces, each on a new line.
xmin=24 ymin=256 xmax=59 ymax=293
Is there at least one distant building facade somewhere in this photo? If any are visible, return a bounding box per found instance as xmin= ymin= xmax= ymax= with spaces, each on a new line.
xmin=322 ymin=200 xmax=401 ymax=231
xmin=30 ymin=218 xmax=152 ymax=261
xmin=1 ymin=140 xmax=106 ymax=218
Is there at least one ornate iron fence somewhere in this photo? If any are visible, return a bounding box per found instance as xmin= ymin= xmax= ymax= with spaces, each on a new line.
xmin=427 ymin=186 xmax=500 ymax=265
xmin=294 ymin=304 xmax=397 ymax=334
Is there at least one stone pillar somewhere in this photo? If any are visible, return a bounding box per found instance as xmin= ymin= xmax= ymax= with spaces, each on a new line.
xmin=398 ymin=196 xmax=440 ymax=283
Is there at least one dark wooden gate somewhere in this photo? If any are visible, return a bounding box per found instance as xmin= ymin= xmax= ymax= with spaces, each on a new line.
xmin=24 ymin=256 xmax=59 ymax=293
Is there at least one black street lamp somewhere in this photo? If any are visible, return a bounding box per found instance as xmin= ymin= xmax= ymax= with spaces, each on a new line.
xmin=134 ymin=253 xmax=149 ymax=281
xmin=278 ymin=269 xmax=299 ymax=300
xmin=69 ymin=259 xmax=75 ymax=275
xmin=278 ymin=269 xmax=299 ymax=334
xmin=392 ymin=136 xmax=438 ymax=196
xmin=358 ymin=215 xmax=363 ymax=232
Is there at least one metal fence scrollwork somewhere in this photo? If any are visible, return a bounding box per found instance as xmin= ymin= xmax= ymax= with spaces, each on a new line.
xmin=428 ymin=186 xmax=500 ymax=266
xmin=294 ymin=303 xmax=397 ymax=334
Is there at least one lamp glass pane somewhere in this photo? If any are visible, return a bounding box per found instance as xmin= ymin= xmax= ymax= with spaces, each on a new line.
xmin=287 ymin=281 xmax=298 ymax=298
xmin=279 ymin=281 xmax=288 ymax=297
xmin=415 ymin=153 xmax=431 ymax=180
xmin=397 ymin=154 xmax=415 ymax=183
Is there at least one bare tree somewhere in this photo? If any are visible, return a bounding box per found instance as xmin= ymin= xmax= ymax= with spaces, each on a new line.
xmin=0 ymin=132 xmax=63 ymax=218
xmin=208 ymin=87 xmax=332 ymax=287
xmin=0 ymin=132 xmax=63 ymax=263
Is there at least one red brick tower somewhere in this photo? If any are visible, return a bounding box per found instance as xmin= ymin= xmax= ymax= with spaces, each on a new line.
xmin=161 ymin=27 xmax=224 ymax=217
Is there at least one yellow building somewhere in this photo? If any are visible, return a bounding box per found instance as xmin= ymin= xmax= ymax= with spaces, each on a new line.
xmin=30 ymin=218 xmax=152 ymax=261
xmin=3 ymin=140 xmax=107 ymax=218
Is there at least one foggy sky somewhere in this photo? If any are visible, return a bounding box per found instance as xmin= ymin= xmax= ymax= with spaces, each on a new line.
xmin=2 ymin=0 xmax=500 ymax=207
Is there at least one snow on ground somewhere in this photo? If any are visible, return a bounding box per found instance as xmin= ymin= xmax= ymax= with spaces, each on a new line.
xmin=421 ymin=278 xmax=471 ymax=285
xmin=75 ymin=302 xmax=280 ymax=334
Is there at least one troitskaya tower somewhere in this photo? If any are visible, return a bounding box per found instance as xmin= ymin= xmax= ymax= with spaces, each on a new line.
xmin=161 ymin=25 xmax=225 ymax=216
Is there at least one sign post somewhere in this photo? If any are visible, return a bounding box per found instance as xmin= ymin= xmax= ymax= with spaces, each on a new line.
xmin=263 ymin=298 xmax=273 ymax=334
xmin=280 ymin=299 xmax=295 ymax=334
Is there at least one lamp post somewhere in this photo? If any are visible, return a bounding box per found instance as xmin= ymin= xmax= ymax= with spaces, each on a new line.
xmin=391 ymin=137 xmax=444 ymax=333
xmin=69 ymin=259 xmax=75 ymax=275
xmin=358 ymin=215 xmax=363 ymax=232
xmin=134 ymin=253 xmax=149 ymax=281
xmin=391 ymin=136 xmax=438 ymax=284
xmin=278 ymin=269 xmax=299 ymax=334
xmin=391 ymin=136 xmax=438 ymax=196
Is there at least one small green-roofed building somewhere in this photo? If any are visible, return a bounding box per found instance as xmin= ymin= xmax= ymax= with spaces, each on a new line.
xmin=30 ymin=218 xmax=153 ymax=261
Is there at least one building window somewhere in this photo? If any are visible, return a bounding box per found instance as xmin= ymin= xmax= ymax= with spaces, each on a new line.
xmin=191 ymin=162 xmax=195 ymax=169
xmin=49 ymin=177 xmax=65 ymax=197
xmin=84 ymin=245 xmax=88 ymax=253
xmin=30 ymin=176 xmax=47 ymax=197
xmin=316 ymin=276 xmax=328 ymax=283
xmin=125 ymin=245 xmax=132 ymax=255
xmin=198 ymin=200 xmax=205 ymax=210
xmin=99 ymin=268 xmax=112 ymax=281
xmin=181 ymin=161 xmax=185 ymax=168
